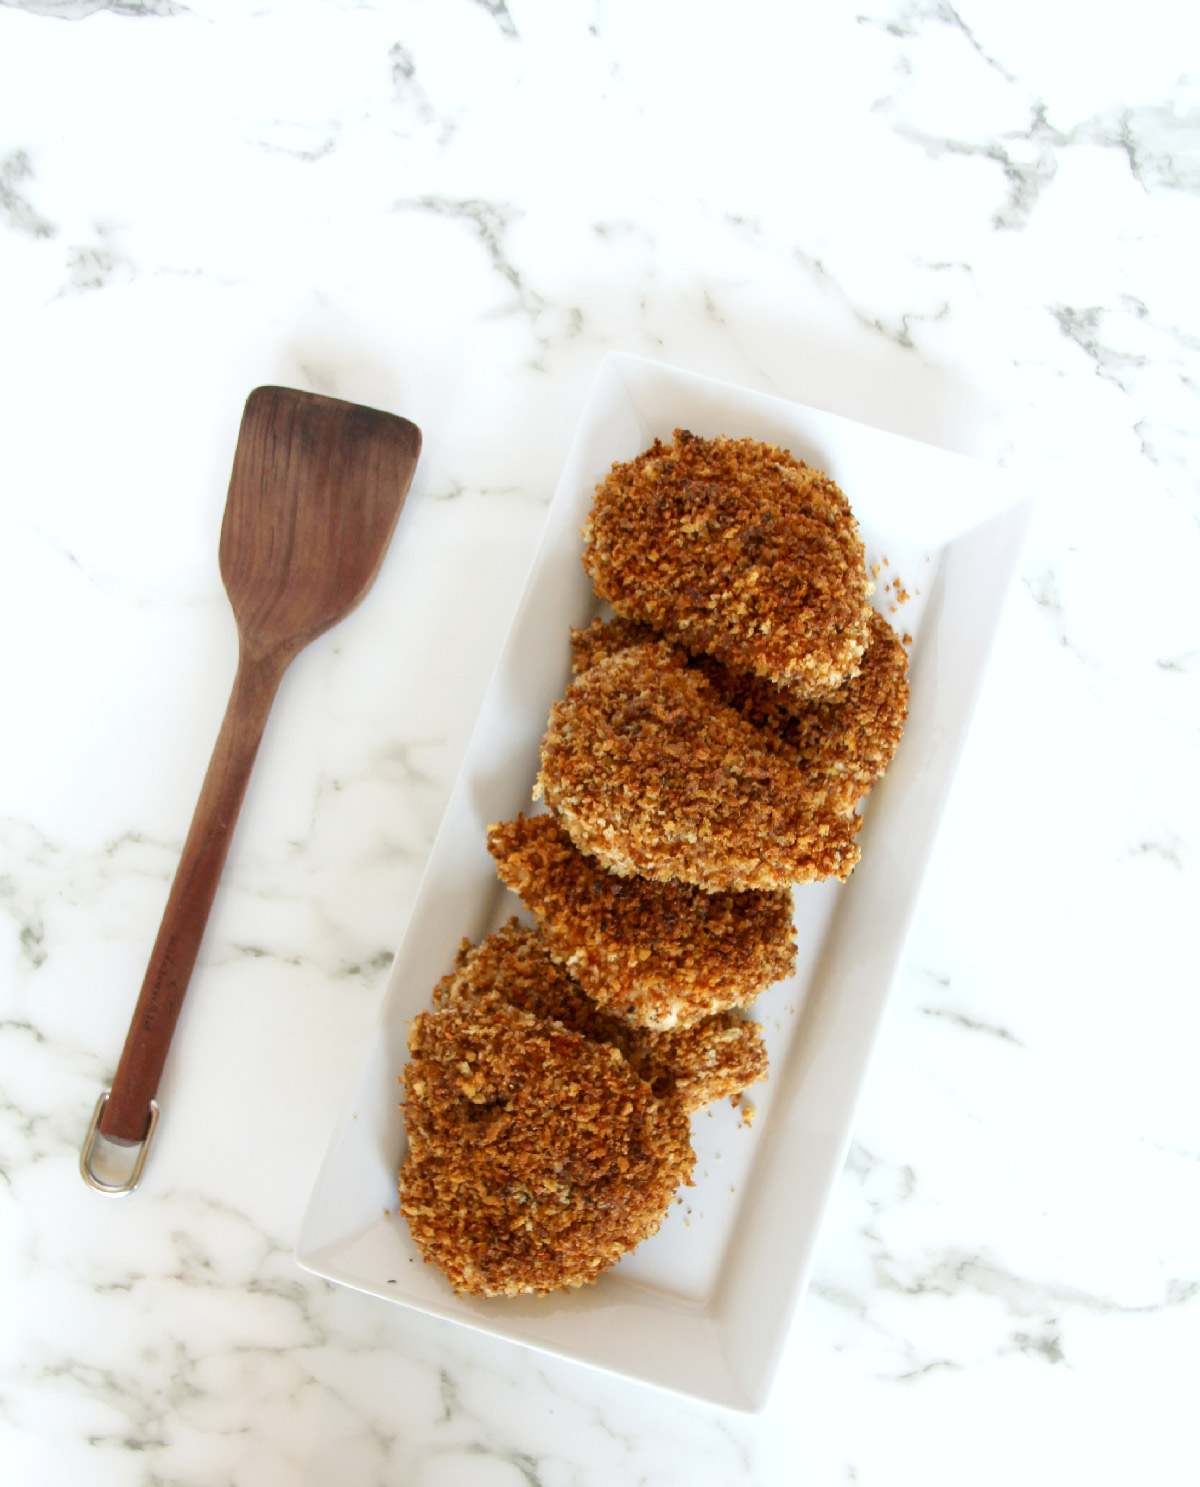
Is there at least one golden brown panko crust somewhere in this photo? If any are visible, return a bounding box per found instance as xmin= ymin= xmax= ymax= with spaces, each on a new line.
xmin=400 ymin=427 xmax=908 ymax=1301
xmin=571 ymin=609 xmax=909 ymax=815
xmin=400 ymin=996 xmax=694 ymax=1297
xmin=488 ymin=813 xmax=796 ymax=1029
xmin=654 ymin=1012 xmax=769 ymax=1112
xmin=435 ymin=920 xmax=768 ymax=1114
xmin=432 ymin=919 xmax=648 ymax=1055
xmin=571 ymin=614 xmax=659 ymax=674
xmin=537 ymin=641 xmax=862 ymax=892
xmin=731 ymin=608 xmax=909 ymax=813
xmin=582 ymin=430 xmax=873 ymax=696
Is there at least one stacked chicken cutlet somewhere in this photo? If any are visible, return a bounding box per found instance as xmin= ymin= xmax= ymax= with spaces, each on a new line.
xmin=400 ymin=429 xmax=909 ymax=1297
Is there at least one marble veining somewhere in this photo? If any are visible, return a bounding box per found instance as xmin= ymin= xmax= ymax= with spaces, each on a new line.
xmin=1 ymin=1 xmax=185 ymax=17
xmin=2 ymin=0 xmax=1198 ymax=1482
xmin=0 ymin=148 xmax=54 ymax=236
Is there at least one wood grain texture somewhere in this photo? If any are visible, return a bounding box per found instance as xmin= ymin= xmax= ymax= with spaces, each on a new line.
xmin=99 ymin=388 xmax=421 ymax=1146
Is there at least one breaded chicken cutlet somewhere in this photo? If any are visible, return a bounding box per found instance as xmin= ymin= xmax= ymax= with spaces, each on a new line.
xmin=582 ymin=429 xmax=874 ymax=697
xmin=537 ymin=640 xmax=862 ymax=892
xmin=400 ymin=425 xmax=909 ymax=1300
xmin=400 ymin=998 xmax=694 ymax=1296
xmin=572 ymin=609 xmax=909 ymax=815
xmin=488 ymin=813 xmax=796 ymax=1029
xmin=435 ymin=920 xmax=769 ymax=1113
xmin=742 ymin=607 xmax=909 ymax=812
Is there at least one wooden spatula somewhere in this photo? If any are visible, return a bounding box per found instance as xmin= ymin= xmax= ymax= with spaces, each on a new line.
xmin=81 ymin=387 xmax=421 ymax=1192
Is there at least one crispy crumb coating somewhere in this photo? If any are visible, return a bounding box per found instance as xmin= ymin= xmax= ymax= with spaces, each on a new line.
xmin=488 ymin=813 xmax=796 ymax=1029
xmin=582 ymin=430 xmax=873 ymax=695
xmin=656 ymin=1013 xmax=769 ymax=1112
xmin=734 ymin=608 xmax=908 ymax=812
xmin=570 ymin=614 xmax=660 ymax=674
xmin=537 ymin=641 xmax=861 ymax=891
xmin=435 ymin=921 xmax=768 ymax=1115
xmin=399 ymin=428 xmax=903 ymax=1299
xmin=572 ymin=609 xmax=909 ymax=814
xmin=400 ymin=996 xmax=694 ymax=1297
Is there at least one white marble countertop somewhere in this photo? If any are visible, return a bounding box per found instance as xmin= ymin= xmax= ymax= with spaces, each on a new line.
xmin=2 ymin=2 xmax=1197 ymax=1482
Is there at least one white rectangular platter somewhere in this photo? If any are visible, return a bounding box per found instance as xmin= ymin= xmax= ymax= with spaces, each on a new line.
xmin=296 ymin=353 xmax=1032 ymax=1412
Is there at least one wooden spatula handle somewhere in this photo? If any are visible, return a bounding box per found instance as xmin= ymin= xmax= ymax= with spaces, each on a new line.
xmin=100 ymin=646 xmax=290 ymax=1145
